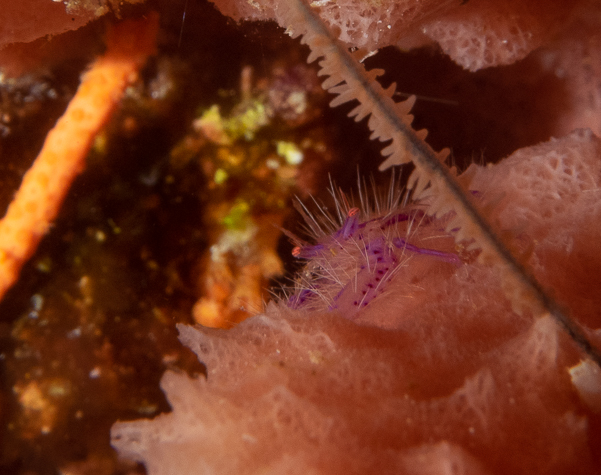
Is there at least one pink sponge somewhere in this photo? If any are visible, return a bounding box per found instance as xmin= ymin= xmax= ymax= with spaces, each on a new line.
xmin=420 ymin=0 xmax=574 ymax=71
xmin=112 ymin=130 xmax=601 ymax=474
xmin=470 ymin=129 xmax=601 ymax=329
xmin=208 ymin=0 xmax=581 ymax=70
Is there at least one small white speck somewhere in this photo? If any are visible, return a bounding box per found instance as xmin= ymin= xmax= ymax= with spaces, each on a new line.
xmin=241 ymin=433 xmax=258 ymax=443
xmin=266 ymin=158 xmax=280 ymax=169
xmin=67 ymin=327 xmax=82 ymax=339
xmin=95 ymin=230 xmax=106 ymax=243
xmin=31 ymin=294 xmax=44 ymax=311
xmin=89 ymin=367 xmax=101 ymax=379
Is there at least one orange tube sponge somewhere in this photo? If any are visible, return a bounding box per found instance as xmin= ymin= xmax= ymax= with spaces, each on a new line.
xmin=0 ymin=13 xmax=158 ymax=301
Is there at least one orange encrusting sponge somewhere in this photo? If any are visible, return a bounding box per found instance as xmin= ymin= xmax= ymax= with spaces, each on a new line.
xmin=0 ymin=13 xmax=159 ymax=301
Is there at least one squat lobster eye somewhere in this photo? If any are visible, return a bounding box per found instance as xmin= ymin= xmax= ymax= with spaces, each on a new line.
xmin=347 ymin=207 xmax=360 ymax=217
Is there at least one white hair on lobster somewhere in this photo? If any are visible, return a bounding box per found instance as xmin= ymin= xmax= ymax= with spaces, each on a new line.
xmin=282 ymin=172 xmax=464 ymax=322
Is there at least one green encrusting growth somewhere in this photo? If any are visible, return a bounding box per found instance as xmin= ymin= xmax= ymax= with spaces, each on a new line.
xmin=276 ymin=0 xmax=601 ymax=366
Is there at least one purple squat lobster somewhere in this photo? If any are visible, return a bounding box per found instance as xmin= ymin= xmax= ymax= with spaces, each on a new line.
xmin=287 ymin=205 xmax=462 ymax=319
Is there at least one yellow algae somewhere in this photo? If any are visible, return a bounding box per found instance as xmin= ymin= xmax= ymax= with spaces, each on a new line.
xmin=276 ymin=140 xmax=304 ymax=165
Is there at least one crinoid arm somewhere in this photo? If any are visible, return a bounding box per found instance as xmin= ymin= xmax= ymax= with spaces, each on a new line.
xmin=275 ymin=0 xmax=601 ymax=366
